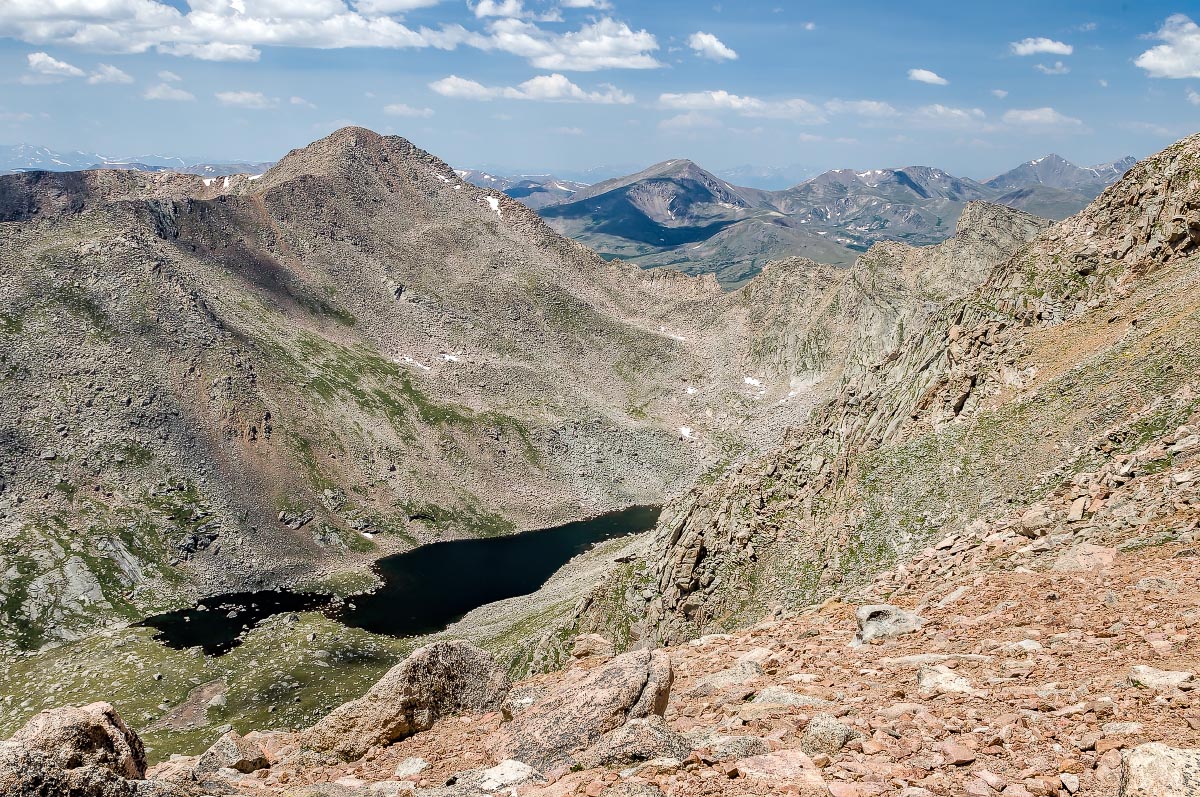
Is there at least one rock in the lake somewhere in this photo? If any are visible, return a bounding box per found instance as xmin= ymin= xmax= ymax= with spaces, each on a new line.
xmin=1120 ymin=742 xmax=1200 ymax=796
xmin=299 ymin=640 xmax=510 ymax=761
xmin=851 ymin=604 xmax=924 ymax=647
xmin=488 ymin=649 xmax=673 ymax=769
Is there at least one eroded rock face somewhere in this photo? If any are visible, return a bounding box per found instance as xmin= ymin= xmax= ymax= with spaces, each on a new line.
xmin=8 ymin=702 xmax=146 ymax=780
xmin=1120 ymin=743 xmax=1200 ymax=797
xmin=300 ymin=640 xmax=510 ymax=761
xmin=488 ymin=649 xmax=673 ymax=769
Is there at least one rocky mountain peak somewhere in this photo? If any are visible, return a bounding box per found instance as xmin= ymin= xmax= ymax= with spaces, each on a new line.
xmin=254 ymin=126 xmax=456 ymax=192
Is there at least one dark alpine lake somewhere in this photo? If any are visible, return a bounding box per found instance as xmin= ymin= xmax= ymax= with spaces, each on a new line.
xmin=140 ymin=504 xmax=661 ymax=655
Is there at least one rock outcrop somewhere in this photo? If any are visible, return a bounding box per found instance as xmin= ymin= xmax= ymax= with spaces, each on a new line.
xmin=299 ymin=640 xmax=510 ymax=761
xmin=8 ymin=702 xmax=145 ymax=779
xmin=0 ymin=703 xmax=180 ymax=797
xmin=487 ymin=649 xmax=673 ymax=769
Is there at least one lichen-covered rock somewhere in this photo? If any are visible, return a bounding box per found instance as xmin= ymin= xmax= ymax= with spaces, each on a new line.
xmin=799 ymin=714 xmax=861 ymax=756
xmin=1120 ymin=742 xmax=1200 ymax=796
xmin=299 ymin=640 xmax=510 ymax=761
xmin=488 ymin=649 xmax=673 ymax=769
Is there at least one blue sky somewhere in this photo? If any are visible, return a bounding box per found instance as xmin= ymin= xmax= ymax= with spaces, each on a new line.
xmin=1 ymin=0 xmax=1199 ymax=178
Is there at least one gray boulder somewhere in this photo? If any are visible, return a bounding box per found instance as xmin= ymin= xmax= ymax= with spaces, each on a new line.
xmin=196 ymin=730 xmax=268 ymax=774
xmin=300 ymin=640 xmax=510 ymax=761
xmin=577 ymin=716 xmax=692 ymax=767
xmin=8 ymin=702 xmax=146 ymax=780
xmin=488 ymin=649 xmax=673 ymax=769
xmin=851 ymin=604 xmax=924 ymax=647
xmin=0 ymin=703 xmax=184 ymax=797
xmin=799 ymin=714 xmax=861 ymax=756
xmin=1120 ymin=742 xmax=1200 ymax=796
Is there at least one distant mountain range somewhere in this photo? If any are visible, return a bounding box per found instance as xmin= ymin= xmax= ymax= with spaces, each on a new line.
xmin=459 ymin=153 xmax=1135 ymax=286
xmin=3 ymin=142 xmax=1135 ymax=287
xmin=453 ymin=170 xmax=589 ymax=209
xmin=0 ymin=143 xmax=273 ymax=179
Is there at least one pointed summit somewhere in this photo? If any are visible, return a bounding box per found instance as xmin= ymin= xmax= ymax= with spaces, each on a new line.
xmin=254 ymin=126 xmax=458 ymax=192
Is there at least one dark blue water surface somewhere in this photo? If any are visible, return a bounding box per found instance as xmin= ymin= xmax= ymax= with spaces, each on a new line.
xmin=140 ymin=505 xmax=660 ymax=655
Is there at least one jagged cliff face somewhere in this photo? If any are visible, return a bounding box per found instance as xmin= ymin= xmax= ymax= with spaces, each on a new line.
xmin=570 ymin=133 xmax=1200 ymax=648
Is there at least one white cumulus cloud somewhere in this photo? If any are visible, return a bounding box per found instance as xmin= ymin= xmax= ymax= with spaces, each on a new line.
xmin=430 ymin=73 xmax=633 ymax=103
xmin=215 ymin=90 xmax=277 ymax=108
xmin=383 ymin=102 xmax=434 ymax=116
xmin=144 ymin=83 xmax=195 ymax=101
xmin=908 ymin=68 xmax=948 ymax=85
xmin=1010 ymin=37 xmax=1073 ymax=56
xmin=1136 ymin=14 xmax=1200 ymax=78
xmin=1002 ymin=107 xmax=1083 ymax=128
xmin=0 ymin=1 xmax=657 ymax=72
xmin=1189 ymin=88 xmax=1200 ymax=105
xmin=687 ymin=31 xmax=736 ymax=61
xmin=1036 ymin=61 xmax=1070 ymax=75
xmin=824 ymin=98 xmax=897 ymax=117
xmin=25 ymin=51 xmax=85 ymax=81
xmin=87 ymin=63 xmax=133 ymax=84
xmin=911 ymin=104 xmax=987 ymax=129
xmin=483 ymin=17 xmax=660 ymax=70
xmin=658 ymin=89 xmax=826 ymax=122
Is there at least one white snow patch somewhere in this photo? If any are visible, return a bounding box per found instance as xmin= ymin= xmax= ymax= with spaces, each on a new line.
xmin=679 ymin=426 xmax=695 ymax=440
xmin=744 ymin=376 xmax=762 ymax=387
xmin=686 ymin=386 xmax=698 ymax=395
xmin=248 ymin=173 xmax=263 ymax=181
xmin=658 ymin=325 xmax=688 ymax=342
xmin=202 ymin=177 xmax=215 ymax=187
xmin=485 ymin=196 xmax=501 ymax=217
xmin=222 ymin=176 xmax=230 ymax=189
xmin=401 ymin=356 xmax=432 ymax=371
xmin=440 ymin=352 xmax=462 ymax=363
